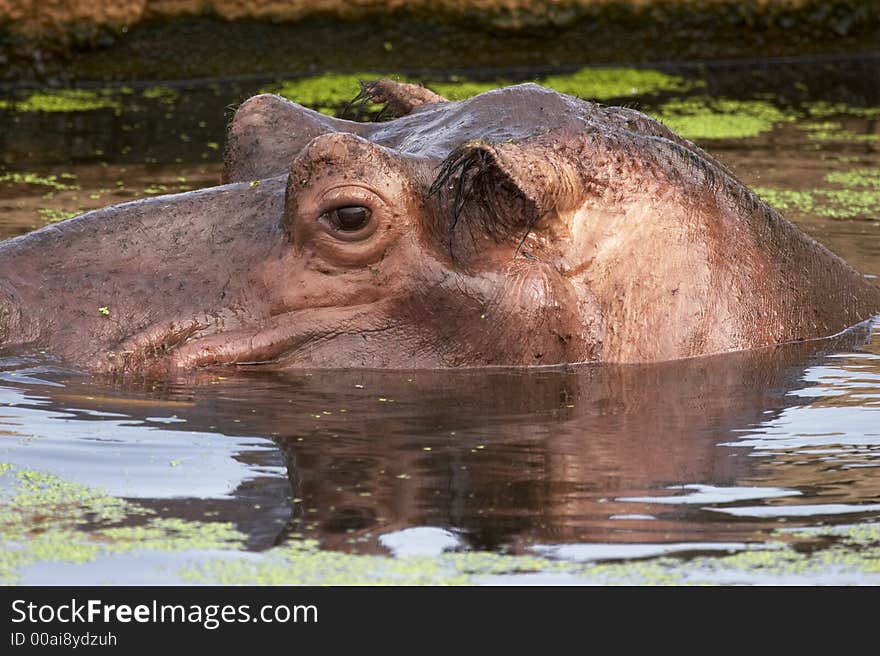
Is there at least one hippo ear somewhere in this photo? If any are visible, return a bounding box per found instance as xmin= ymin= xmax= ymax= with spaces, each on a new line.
xmin=429 ymin=139 xmax=575 ymax=251
xmin=345 ymin=78 xmax=447 ymax=120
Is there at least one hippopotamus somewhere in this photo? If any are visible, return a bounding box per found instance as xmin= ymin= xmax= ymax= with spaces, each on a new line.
xmin=0 ymin=79 xmax=878 ymax=373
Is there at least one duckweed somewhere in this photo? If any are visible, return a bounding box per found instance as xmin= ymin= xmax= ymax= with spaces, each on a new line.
xmin=428 ymin=68 xmax=691 ymax=102
xmin=756 ymin=188 xmax=880 ymax=220
xmin=656 ymin=98 xmax=794 ymax=140
xmin=428 ymin=78 xmax=507 ymax=101
xmin=756 ymin=167 xmax=880 ymax=220
xmin=181 ymin=521 xmax=880 ymax=586
xmin=754 ymin=188 xmax=817 ymax=214
xmin=825 ymin=168 xmax=880 ymax=189
xmin=805 ymin=101 xmax=880 ymax=119
xmin=261 ymin=67 xmax=693 ymax=117
xmin=0 ymin=464 xmax=245 ymax=584
xmin=261 ymin=73 xmax=385 ymax=116
xmin=99 ymin=518 xmax=244 ymax=553
xmin=3 ymin=462 xmax=880 ymax=585
xmin=0 ymin=89 xmax=120 ymax=113
xmin=37 ymin=208 xmax=82 ymax=223
xmin=541 ymin=67 xmax=693 ymax=101
xmin=0 ymin=172 xmax=79 ymax=191
xmin=800 ymin=121 xmax=880 ymax=143
xmin=141 ymin=86 xmax=179 ymax=106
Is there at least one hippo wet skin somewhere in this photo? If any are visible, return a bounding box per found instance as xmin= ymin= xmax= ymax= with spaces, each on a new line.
xmin=0 ymin=80 xmax=878 ymax=373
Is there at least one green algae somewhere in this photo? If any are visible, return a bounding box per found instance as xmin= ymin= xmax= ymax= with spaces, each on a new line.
xmin=755 ymin=188 xmax=880 ymax=220
xmin=754 ymin=188 xmax=817 ymax=215
xmin=0 ymin=464 xmax=245 ymax=584
xmin=0 ymin=172 xmax=79 ymax=191
xmin=37 ymin=208 xmax=82 ymax=224
xmin=3 ymin=462 xmax=880 ymax=585
xmin=825 ymin=168 xmax=880 ymax=190
xmin=181 ymin=540 xmax=566 ymax=586
xmin=430 ymin=67 xmax=691 ymax=102
xmin=678 ymin=524 xmax=880 ymax=581
xmin=813 ymin=190 xmax=880 ymax=219
xmin=141 ymin=86 xmax=179 ymax=107
xmin=180 ymin=522 xmax=880 ymax=586
xmin=3 ymin=468 xmax=133 ymax=529
xmin=800 ymin=120 xmax=880 ymax=143
xmin=428 ymin=78 xmax=507 ymax=102
xmin=0 ymin=84 xmax=178 ymax=116
xmin=0 ymin=89 xmax=120 ymax=113
xmin=260 ymin=67 xmax=692 ymax=117
xmin=656 ymin=98 xmax=794 ymax=140
xmin=755 ymin=167 xmax=880 ymax=221
xmin=99 ymin=518 xmax=245 ymax=553
xmin=541 ymin=67 xmax=693 ymax=101
xmin=805 ymin=101 xmax=880 ymax=120
xmin=261 ymin=73 xmax=385 ymax=116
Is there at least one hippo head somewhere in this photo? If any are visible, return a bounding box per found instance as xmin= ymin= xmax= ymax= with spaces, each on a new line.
xmin=193 ymin=129 xmax=602 ymax=369
xmin=0 ymin=81 xmax=878 ymax=373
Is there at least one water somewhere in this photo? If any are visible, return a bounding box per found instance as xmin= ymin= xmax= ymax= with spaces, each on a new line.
xmin=0 ymin=58 xmax=879 ymax=584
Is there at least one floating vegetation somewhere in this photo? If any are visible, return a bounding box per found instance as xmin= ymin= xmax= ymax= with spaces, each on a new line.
xmin=757 ymin=188 xmax=880 ymax=220
xmin=656 ymin=98 xmax=794 ymax=140
xmin=805 ymin=101 xmax=880 ymax=119
xmin=261 ymin=73 xmax=385 ymax=116
xmin=141 ymin=86 xmax=179 ymax=107
xmin=37 ymin=208 xmax=82 ymax=223
xmin=756 ymin=168 xmax=880 ymax=221
xmin=825 ymin=168 xmax=880 ymax=189
xmin=180 ymin=521 xmax=880 ymax=586
xmin=800 ymin=120 xmax=880 ymax=143
xmin=261 ymin=67 xmax=694 ymax=117
xmin=428 ymin=78 xmax=507 ymax=101
xmin=0 ymin=464 xmax=245 ymax=584
xmin=754 ymin=188 xmax=817 ymax=215
xmin=540 ymin=67 xmax=694 ymax=101
xmin=0 ymin=172 xmax=79 ymax=191
xmin=0 ymin=89 xmax=121 ymax=113
xmin=2 ymin=462 xmax=879 ymax=585
xmin=182 ymin=541 xmax=555 ymax=586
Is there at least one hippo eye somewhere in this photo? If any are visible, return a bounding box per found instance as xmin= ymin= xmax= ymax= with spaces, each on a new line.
xmin=327 ymin=206 xmax=372 ymax=232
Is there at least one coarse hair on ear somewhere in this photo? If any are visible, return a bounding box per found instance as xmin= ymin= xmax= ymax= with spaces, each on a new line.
xmin=429 ymin=139 xmax=553 ymax=257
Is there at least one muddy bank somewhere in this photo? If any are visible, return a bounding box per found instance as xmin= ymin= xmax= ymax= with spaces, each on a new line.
xmin=1 ymin=1 xmax=879 ymax=82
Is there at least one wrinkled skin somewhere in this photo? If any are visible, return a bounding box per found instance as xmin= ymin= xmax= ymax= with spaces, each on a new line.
xmin=0 ymin=80 xmax=878 ymax=374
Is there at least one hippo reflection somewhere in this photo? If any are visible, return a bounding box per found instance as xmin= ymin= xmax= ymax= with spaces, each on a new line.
xmin=38 ymin=327 xmax=875 ymax=552
xmin=0 ymin=79 xmax=878 ymax=373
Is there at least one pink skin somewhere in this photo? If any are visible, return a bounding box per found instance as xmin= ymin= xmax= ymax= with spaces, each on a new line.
xmin=0 ymin=81 xmax=877 ymax=374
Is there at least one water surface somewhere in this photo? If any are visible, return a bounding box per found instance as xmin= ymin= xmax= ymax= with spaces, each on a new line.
xmin=0 ymin=59 xmax=878 ymax=584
